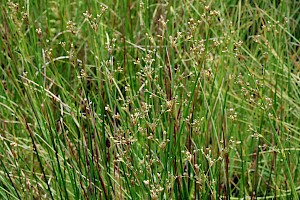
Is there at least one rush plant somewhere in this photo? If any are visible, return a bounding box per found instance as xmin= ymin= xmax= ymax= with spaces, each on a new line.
xmin=0 ymin=0 xmax=299 ymax=199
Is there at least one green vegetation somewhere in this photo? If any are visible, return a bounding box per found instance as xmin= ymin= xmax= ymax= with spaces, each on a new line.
xmin=1 ymin=0 xmax=299 ymax=199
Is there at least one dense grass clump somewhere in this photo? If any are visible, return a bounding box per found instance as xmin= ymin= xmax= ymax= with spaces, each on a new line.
xmin=0 ymin=0 xmax=300 ymax=199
